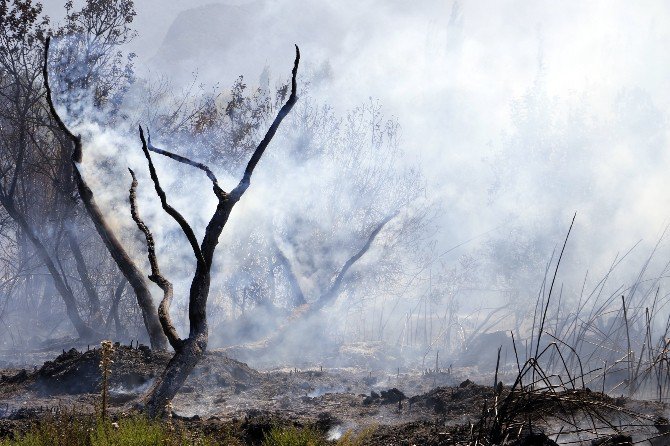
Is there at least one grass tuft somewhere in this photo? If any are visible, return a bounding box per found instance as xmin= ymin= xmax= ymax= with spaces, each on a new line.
xmin=261 ymin=425 xmax=376 ymax=446
xmin=333 ymin=426 xmax=376 ymax=446
xmin=0 ymin=413 xmax=216 ymax=446
xmin=262 ymin=426 xmax=325 ymax=446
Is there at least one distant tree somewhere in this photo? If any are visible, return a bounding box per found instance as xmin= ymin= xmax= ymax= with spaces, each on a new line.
xmin=0 ymin=0 xmax=100 ymax=339
xmin=53 ymin=0 xmax=136 ymax=116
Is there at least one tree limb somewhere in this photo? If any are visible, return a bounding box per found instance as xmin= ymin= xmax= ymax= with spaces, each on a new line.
xmin=129 ymin=169 xmax=182 ymax=351
xmin=43 ymin=35 xmax=168 ymax=351
xmin=43 ymin=37 xmax=82 ymax=158
xmin=313 ymin=210 xmax=399 ymax=312
xmin=7 ymin=118 xmax=27 ymax=200
xmin=230 ymin=45 xmax=300 ymax=200
xmin=146 ymin=130 xmax=225 ymax=199
xmin=138 ymin=126 xmax=205 ymax=267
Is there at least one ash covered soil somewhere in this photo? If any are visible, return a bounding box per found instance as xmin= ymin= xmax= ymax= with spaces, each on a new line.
xmin=1 ymin=344 xmax=670 ymax=444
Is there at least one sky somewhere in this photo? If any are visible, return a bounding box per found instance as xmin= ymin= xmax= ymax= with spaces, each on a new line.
xmin=40 ymin=0 xmax=670 ymax=341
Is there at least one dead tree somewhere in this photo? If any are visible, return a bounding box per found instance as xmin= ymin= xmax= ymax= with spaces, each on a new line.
xmin=65 ymin=225 xmax=104 ymax=326
xmin=130 ymin=47 xmax=300 ymax=416
xmin=43 ymin=37 xmax=169 ymax=351
xmin=105 ymin=277 xmax=128 ymax=338
xmin=238 ymin=211 xmax=398 ymax=352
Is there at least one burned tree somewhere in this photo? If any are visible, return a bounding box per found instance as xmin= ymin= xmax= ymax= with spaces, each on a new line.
xmin=0 ymin=0 xmax=165 ymax=346
xmin=134 ymin=47 xmax=299 ymax=416
xmin=43 ymin=36 xmax=168 ymax=351
xmin=44 ymin=28 xmax=300 ymax=413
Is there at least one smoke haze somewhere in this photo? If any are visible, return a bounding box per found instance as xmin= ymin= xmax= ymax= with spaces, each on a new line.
xmin=36 ymin=0 xmax=670 ymax=369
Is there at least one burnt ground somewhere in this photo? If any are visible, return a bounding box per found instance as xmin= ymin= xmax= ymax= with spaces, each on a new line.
xmin=0 ymin=344 xmax=669 ymax=444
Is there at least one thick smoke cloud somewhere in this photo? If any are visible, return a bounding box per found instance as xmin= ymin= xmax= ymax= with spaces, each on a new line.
xmin=40 ymin=0 xmax=670 ymax=369
xmin=116 ymin=0 xmax=670 ymax=263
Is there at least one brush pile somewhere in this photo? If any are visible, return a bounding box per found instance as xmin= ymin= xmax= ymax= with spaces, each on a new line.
xmin=467 ymin=343 xmax=670 ymax=445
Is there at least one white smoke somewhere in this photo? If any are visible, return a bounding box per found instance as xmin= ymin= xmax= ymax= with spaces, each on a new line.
xmin=40 ymin=0 xmax=670 ymax=370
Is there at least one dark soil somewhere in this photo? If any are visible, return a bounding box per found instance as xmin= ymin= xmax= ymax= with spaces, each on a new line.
xmin=1 ymin=345 xmax=670 ymax=444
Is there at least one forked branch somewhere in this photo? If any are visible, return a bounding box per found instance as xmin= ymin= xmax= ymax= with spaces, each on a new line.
xmin=142 ymin=44 xmax=301 ymax=416
xmin=143 ymin=45 xmax=300 ymax=204
xmin=138 ymin=126 xmax=206 ymax=267
xmin=146 ymin=130 xmax=225 ymax=199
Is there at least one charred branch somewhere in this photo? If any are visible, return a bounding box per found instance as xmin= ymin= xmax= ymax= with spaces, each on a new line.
xmin=42 ymin=38 xmax=80 ymax=156
xmin=230 ymin=45 xmax=300 ymax=201
xmin=128 ymin=169 xmax=183 ymax=351
xmin=138 ymin=127 xmax=205 ymax=267
xmin=146 ymin=130 xmax=225 ymax=199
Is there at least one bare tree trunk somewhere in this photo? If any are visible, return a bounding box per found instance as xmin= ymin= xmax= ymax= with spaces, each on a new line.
xmin=128 ymin=169 xmax=182 ymax=351
xmin=105 ymin=277 xmax=128 ymax=338
xmin=144 ymin=335 xmax=206 ymax=415
xmin=66 ymin=224 xmax=104 ymax=326
xmin=43 ymin=38 xmax=168 ymax=351
xmin=1 ymin=198 xmax=95 ymax=339
xmin=143 ymin=265 xmax=211 ymax=415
